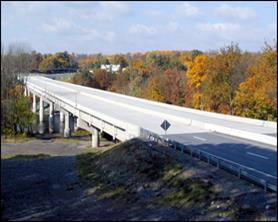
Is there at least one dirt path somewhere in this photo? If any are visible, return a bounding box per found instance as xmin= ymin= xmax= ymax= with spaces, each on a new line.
xmin=1 ymin=136 xmax=115 ymax=221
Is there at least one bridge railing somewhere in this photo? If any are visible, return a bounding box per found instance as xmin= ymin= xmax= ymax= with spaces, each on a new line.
xmin=140 ymin=128 xmax=277 ymax=193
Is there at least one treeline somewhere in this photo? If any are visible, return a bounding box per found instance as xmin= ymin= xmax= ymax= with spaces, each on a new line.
xmin=72 ymin=42 xmax=277 ymax=121
xmin=30 ymin=51 xmax=78 ymax=73
xmin=1 ymin=40 xmax=276 ymax=137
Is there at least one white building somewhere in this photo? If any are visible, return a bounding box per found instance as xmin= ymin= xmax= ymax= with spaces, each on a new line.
xmin=100 ymin=64 xmax=121 ymax=73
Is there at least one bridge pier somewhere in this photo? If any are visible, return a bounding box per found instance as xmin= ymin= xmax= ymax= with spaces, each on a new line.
xmin=69 ymin=114 xmax=75 ymax=133
xmin=64 ymin=111 xmax=71 ymax=138
xmin=39 ymin=97 xmax=44 ymax=134
xmin=92 ymin=127 xmax=100 ymax=148
xmin=32 ymin=94 xmax=37 ymax=113
xmin=49 ymin=102 xmax=55 ymax=133
xmin=59 ymin=111 xmax=64 ymax=134
xmin=24 ymin=87 xmax=27 ymax=97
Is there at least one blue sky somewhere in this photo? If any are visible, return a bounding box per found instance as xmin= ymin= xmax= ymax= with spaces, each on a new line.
xmin=1 ymin=1 xmax=277 ymax=54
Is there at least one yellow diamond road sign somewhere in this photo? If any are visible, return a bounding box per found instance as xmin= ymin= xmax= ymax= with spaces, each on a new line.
xmin=161 ymin=120 xmax=171 ymax=131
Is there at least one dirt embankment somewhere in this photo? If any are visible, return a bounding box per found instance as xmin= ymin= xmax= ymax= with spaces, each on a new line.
xmin=1 ymin=137 xmax=277 ymax=220
xmin=75 ymin=138 xmax=277 ymax=221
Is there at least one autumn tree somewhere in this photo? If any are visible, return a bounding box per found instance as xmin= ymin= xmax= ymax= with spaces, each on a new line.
xmin=31 ymin=50 xmax=43 ymax=72
xmin=1 ymin=42 xmax=34 ymax=135
xmin=233 ymin=42 xmax=277 ymax=120
xmin=201 ymin=43 xmax=248 ymax=114
xmin=94 ymin=68 xmax=113 ymax=90
xmin=146 ymin=77 xmax=165 ymax=102
xmin=185 ymin=54 xmax=208 ymax=109
xmin=38 ymin=51 xmax=77 ymax=73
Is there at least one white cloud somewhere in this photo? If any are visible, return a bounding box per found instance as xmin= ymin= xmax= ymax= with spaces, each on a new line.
xmin=176 ymin=2 xmax=200 ymax=17
xmin=42 ymin=18 xmax=116 ymax=42
xmin=42 ymin=18 xmax=72 ymax=34
xmin=67 ymin=1 xmax=131 ymax=22
xmin=129 ymin=24 xmax=157 ymax=35
xmin=198 ymin=22 xmax=241 ymax=33
xmin=215 ymin=4 xmax=256 ymax=20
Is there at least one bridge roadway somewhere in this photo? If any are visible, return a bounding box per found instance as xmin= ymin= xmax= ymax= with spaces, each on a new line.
xmin=26 ymin=75 xmax=277 ymax=188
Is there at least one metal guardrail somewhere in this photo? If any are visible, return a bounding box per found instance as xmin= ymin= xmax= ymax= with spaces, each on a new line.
xmin=140 ymin=129 xmax=277 ymax=192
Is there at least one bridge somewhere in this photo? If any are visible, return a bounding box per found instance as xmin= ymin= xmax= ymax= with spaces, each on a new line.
xmin=24 ymin=74 xmax=277 ymax=191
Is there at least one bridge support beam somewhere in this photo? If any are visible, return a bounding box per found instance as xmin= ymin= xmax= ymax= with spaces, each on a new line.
xmin=32 ymin=94 xmax=37 ymax=113
xmin=39 ymin=97 xmax=44 ymax=134
xmin=64 ymin=111 xmax=71 ymax=138
xmin=92 ymin=127 xmax=100 ymax=148
xmin=49 ymin=102 xmax=55 ymax=133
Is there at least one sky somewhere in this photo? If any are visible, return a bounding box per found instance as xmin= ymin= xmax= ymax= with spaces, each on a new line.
xmin=1 ymin=1 xmax=277 ymax=54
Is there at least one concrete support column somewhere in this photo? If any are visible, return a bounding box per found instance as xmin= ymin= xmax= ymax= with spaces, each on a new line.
xmin=64 ymin=111 xmax=71 ymax=138
xmin=39 ymin=97 xmax=44 ymax=134
xmin=49 ymin=102 xmax=54 ymax=133
xmin=24 ymin=87 xmax=27 ymax=96
xmin=69 ymin=114 xmax=75 ymax=133
xmin=59 ymin=111 xmax=64 ymax=134
xmin=92 ymin=127 xmax=100 ymax=148
xmin=60 ymin=111 xmax=64 ymax=122
xmin=32 ymin=94 xmax=37 ymax=113
xmin=27 ymin=89 xmax=31 ymax=96
xmin=74 ymin=117 xmax=78 ymax=132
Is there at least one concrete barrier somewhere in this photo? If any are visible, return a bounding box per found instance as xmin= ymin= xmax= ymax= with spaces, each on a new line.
xmin=204 ymin=123 xmax=277 ymax=147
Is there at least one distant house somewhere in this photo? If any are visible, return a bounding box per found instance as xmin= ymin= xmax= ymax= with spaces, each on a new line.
xmin=100 ymin=64 xmax=121 ymax=73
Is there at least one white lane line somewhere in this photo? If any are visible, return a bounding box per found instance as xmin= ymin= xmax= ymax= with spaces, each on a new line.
xmin=246 ymin=152 xmax=269 ymax=160
xmin=193 ymin=136 xmax=207 ymax=141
